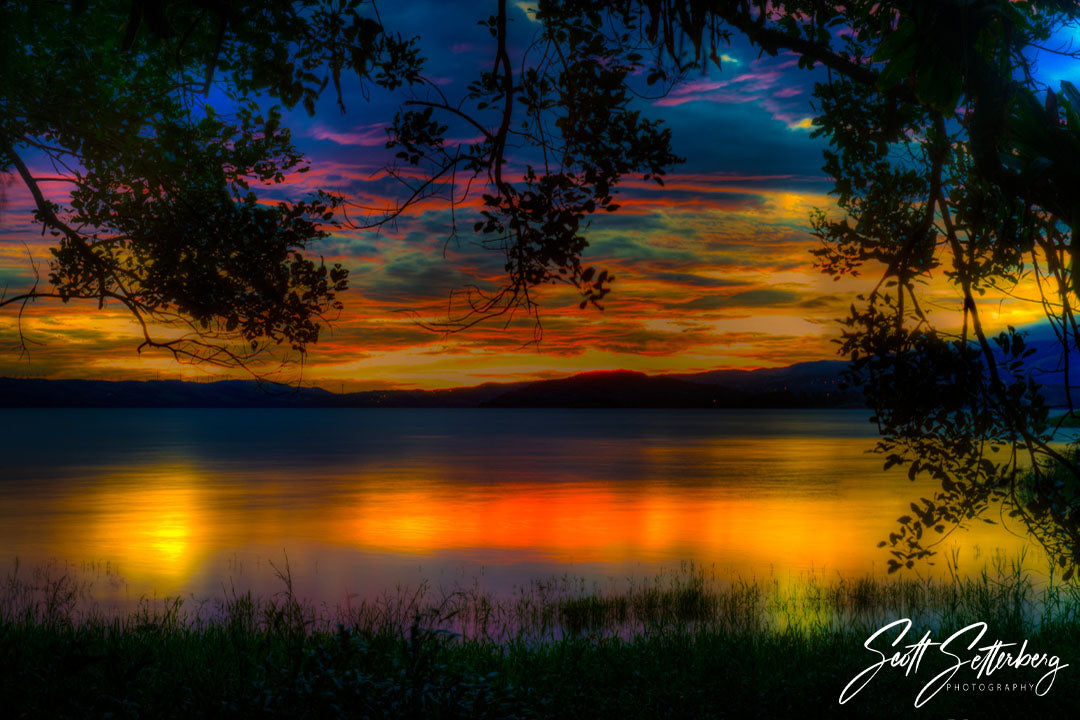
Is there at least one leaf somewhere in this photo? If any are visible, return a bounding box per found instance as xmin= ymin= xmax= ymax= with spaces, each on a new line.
xmin=1062 ymin=80 xmax=1080 ymax=110
xmin=873 ymin=21 xmax=917 ymax=62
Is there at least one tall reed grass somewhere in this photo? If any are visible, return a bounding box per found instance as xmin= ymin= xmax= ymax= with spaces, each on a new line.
xmin=2 ymin=555 xmax=1077 ymax=718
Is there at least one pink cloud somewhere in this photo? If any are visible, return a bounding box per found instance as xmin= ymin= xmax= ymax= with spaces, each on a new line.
xmin=309 ymin=123 xmax=388 ymax=147
xmin=673 ymin=78 xmax=731 ymax=95
xmin=654 ymin=91 xmax=762 ymax=107
xmin=729 ymin=70 xmax=783 ymax=91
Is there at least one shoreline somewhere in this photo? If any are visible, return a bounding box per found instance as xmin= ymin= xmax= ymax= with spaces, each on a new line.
xmin=4 ymin=559 xmax=1078 ymax=717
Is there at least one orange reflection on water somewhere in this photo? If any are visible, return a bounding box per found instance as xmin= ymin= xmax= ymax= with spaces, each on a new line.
xmin=330 ymin=476 xmax=1036 ymax=576
xmin=334 ymin=482 xmax=834 ymax=566
xmin=11 ymin=430 xmax=1045 ymax=606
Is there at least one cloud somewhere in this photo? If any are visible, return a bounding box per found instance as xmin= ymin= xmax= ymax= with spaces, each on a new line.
xmin=649 ymin=273 xmax=753 ymax=289
xmin=797 ymin=294 xmax=843 ymax=310
xmin=671 ymin=288 xmax=802 ymax=311
xmin=309 ymin=123 xmax=388 ymax=147
xmin=773 ymin=86 xmax=803 ymax=99
xmin=514 ymin=1 xmax=538 ymax=22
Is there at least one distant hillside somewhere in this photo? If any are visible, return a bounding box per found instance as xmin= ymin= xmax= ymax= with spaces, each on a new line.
xmin=483 ymin=365 xmax=858 ymax=408
xmin=669 ymin=359 xmax=849 ymax=395
xmin=0 ymin=377 xmax=524 ymax=408
xmin=996 ymin=323 xmax=1080 ymax=407
xmin=0 ymin=378 xmax=328 ymax=408
xmin=481 ymin=371 xmax=728 ymax=408
xmin=0 ymin=360 xmax=858 ymax=409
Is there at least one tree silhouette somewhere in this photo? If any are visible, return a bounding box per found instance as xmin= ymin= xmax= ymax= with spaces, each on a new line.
xmin=600 ymin=0 xmax=1080 ymax=578
xmin=3 ymin=0 xmax=684 ymax=366
xmin=362 ymin=0 xmax=683 ymax=338
xmin=371 ymin=0 xmax=1080 ymax=579
xmin=1 ymin=1 xmax=420 ymax=374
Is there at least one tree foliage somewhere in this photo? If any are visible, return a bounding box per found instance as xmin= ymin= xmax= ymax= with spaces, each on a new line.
xmin=368 ymin=0 xmax=683 ymax=335
xmin=3 ymin=0 xmax=686 ymax=363
xmin=606 ymin=0 xmax=1080 ymax=578
xmin=1 ymin=0 xmax=420 ymax=372
xmin=388 ymin=0 xmax=1080 ymax=577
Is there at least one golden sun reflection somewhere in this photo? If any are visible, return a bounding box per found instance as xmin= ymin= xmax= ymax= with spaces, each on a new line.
xmin=58 ymin=466 xmax=210 ymax=593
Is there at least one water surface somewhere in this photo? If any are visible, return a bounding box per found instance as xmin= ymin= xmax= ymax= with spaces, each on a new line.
xmin=0 ymin=408 xmax=1039 ymax=606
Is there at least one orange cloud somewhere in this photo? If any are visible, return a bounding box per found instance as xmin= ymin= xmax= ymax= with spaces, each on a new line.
xmin=3 ymin=161 xmax=1045 ymax=391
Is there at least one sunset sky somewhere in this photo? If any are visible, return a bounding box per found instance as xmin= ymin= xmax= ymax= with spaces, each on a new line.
xmin=3 ymin=2 xmax=1079 ymax=390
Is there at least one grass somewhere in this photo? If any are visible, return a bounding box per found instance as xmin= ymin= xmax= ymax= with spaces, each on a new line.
xmin=2 ymin=556 xmax=1078 ymax=718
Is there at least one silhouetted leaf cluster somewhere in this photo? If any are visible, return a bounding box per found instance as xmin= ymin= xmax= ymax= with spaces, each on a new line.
xmin=371 ymin=0 xmax=683 ymax=334
xmin=1 ymin=1 xmax=421 ymax=373
xmin=597 ymin=0 xmax=1080 ymax=578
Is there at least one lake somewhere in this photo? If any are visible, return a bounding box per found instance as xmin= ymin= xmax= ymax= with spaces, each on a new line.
xmin=0 ymin=408 xmax=1040 ymax=609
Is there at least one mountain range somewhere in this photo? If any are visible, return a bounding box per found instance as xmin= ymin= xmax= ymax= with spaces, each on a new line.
xmin=0 ymin=360 xmax=856 ymax=408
